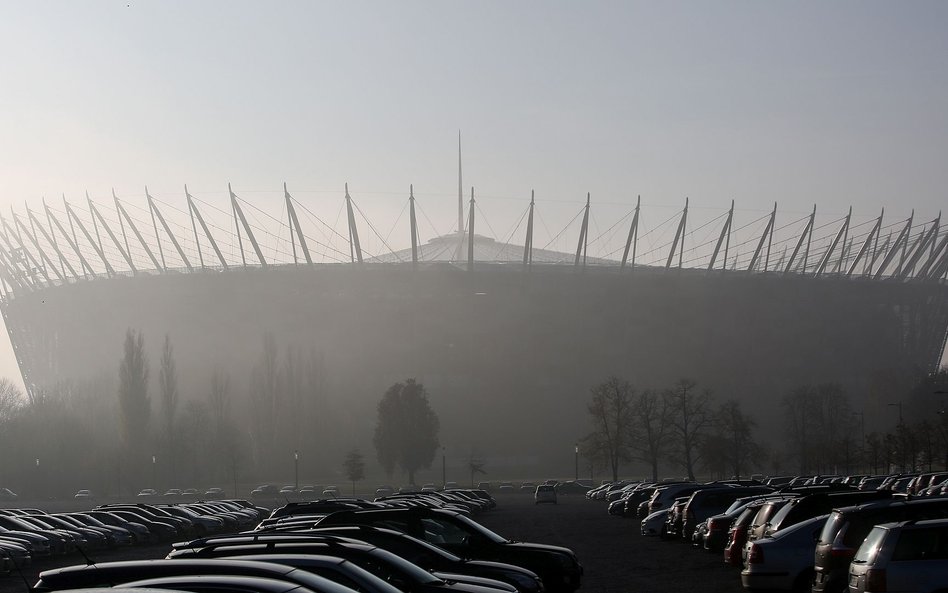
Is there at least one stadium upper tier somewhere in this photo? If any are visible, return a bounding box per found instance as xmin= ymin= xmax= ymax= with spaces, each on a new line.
xmin=0 ymin=186 xmax=944 ymax=295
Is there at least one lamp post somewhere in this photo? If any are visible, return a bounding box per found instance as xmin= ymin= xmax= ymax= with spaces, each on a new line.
xmin=151 ymin=455 xmax=157 ymax=491
xmin=441 ymin=447 xmax=446 ymax=489
xmin=35 ymin=458 xmax=40 ymax=499
xmin=574 ymin=444 xmax=579 ymax=481
xmin=294 ymin=450 xmax=300 ymax=491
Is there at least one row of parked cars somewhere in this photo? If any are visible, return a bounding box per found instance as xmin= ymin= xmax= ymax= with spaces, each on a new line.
xmin=588 ymin=472 xmax=948 ymax=593
xmin=23 ymin=488 xmax=583 ymax=593
xmin=0 ymin=499 xmax=265 ymax=575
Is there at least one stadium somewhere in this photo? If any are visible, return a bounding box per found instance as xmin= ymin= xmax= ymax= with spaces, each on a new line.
xmin=0 ymin=181 xmax=946 ymax=476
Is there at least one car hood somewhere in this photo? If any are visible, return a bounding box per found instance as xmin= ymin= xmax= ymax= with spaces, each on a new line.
xmin=434 ymin=572 xmax=517 ymax=592
xmin=463 ymin=559 xmax=540 ymax=577
xmin=505 ymin=541 xmax=576 ymax=558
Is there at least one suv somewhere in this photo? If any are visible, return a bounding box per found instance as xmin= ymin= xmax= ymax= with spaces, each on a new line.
xmin=762 ymin=490 xmax=893 ymax=539
xmin=315 ymin=507 xmax=582 ymax=592
xmin=680 ymin=486 xmax=773 ymax=541
xmin=848 ymin=518 xmax=948 ymax=593
xmin=812 ymin=497 xmax=948 ymax=593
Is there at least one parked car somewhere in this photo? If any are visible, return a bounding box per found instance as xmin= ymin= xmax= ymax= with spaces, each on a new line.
xmin=33 ymin=558 xmax=358 ymax=593
xmin=168 ymin=537 xmax=516 ymax=593
xmin=741 ymin=514 xmax=828 ymax=592
xmin=314 ymin=507 xmax=583 ymax=592
xmin=534 ymin=485 xmax=557 ymax=505
xmin=848 ymin=518 xmax=948 ymax=593
xmin=307 ymin=525 xmax=545 ymax=593
xmin=812 ymin=497 xmax=948 ymax=593
xmin=680 ymin=486 xmax=774 ymax=541
xmin=641 ymin=509 xmax=670 ymax=537
xmin=251 ymin=484 xmax=279 ymax=499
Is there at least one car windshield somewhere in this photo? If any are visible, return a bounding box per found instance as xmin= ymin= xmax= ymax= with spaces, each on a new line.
xmin=453 ymin=513 xmax=508 ymax=544
xmin=367 ymin=548 xmax=443 ymax=585
xmin=853 ymin=527 xmax=888 ymax=564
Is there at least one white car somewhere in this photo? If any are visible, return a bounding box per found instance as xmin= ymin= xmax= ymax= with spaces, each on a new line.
xmin=741 ymin=514 xmax=829 ymax=592
xmin=535 ymin=484 xmax=557 ymax=504
xmin=641 ymin=509 xmax=670 ymax=536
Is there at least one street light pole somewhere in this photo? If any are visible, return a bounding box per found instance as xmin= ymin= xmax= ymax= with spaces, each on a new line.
xmin=151 ymin=455 xmax=157 ymax=491
xmin=574 ymin=444 xmax=579 ymax=481
xmin=294 ymin=450 xmax=300 ymax=491
xmin=35 ymin=458 xmax=40 ymax=499
xmin=442 ymin=447 xmax=446 ymax=489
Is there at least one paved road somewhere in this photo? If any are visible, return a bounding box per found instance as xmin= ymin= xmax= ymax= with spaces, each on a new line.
xmin=481 ymin=493 xmax=741 ymax=593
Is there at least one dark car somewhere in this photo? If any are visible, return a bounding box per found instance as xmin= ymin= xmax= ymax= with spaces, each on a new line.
xmin=811 ymin=496 xmax=948 ymax=593
xmin=117 ymin=575 xmax=331 ymax=593
xmin=762 ymin=489 xmax=894 ymax=538
xmin=33 ymin=558 xmax=357 ymax=593
xmin=168 ymin=537 xmax=515 ymax=593
xmin=308 ymin=525 xmax=545 ymax=593
xmin=680 ymin=486 xmax=774 ymax=541
xmin=315 ymin=507 xmax=582 ymax=593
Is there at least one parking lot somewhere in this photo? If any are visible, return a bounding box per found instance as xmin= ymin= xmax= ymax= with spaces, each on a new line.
xmin=1 ymin=492 xmax=739 ymax=593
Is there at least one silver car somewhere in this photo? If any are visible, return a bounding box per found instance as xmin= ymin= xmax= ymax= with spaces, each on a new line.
xmin=849 ymin=518 xmax=948 ymax=593
xmin=741 ymin=514 xmax=828 ymax=592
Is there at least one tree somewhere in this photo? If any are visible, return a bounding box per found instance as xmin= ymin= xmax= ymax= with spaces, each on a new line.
xmin=628 ymin=389 xmax=669 ymax=481
xmin=118 ymin=329 xmax=150 ymax=479
xmin=781 ymin=383 xmax=855 ymax=474
xmin=467 ymin=451 xmax=487 ymax=487
xmin=664 ymin=379 xmax=714 ymax=481
xmin=584 ymin=376 xmax=635 ymax=482
xmin=249 ymin=333 xmax=280 ymax=466
xmin=343 ymin=449 xmax=365 ymax=496
xmin=0 ymin=378 xmax=23 ymax=422
xmin=712 ymin=400 xmax=759 ymax=479
xmin=372 ymin=379 xmax=440 ymax=485
xmin=158 ymin=334 xmax=179 ymax=484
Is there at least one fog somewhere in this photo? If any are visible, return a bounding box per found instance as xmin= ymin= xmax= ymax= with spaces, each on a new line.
xmin=1 ymin=258 xmax=943 ymax=495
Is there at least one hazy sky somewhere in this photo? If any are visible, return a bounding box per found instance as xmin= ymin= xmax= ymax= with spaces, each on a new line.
xmin=1 ymin=1 xmax=947 ymax=388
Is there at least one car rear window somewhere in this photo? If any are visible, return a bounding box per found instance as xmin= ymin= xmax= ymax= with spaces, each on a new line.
xmin=853 ymin=527 xmax=887 ymax=564
xmin=818 ymin=511 xmax=845 ymax=545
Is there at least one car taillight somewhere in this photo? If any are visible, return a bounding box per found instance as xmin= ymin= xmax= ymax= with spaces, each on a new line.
xmin=865 ymin=568 xmax=886 ymax=592
xmin=748 ymin=543 xmax=764 ymax=564
xmin=709 ymin=517 xmax=726 ymax=531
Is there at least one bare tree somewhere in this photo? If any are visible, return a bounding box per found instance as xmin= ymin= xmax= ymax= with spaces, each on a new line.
xmin=664 ymin=379 xmax=714 ymax=481
xmin=628 ymin=389 xmax=669 ymax=482
xmin=343 ymin=449 xmax=365 ymax=496
xmin=0 ymin=378 xmax=23 ymax=422
xmin=584 ymin=376 xmax=635 ymax=482
xmin=714 ymin=399 xmax=759 ymax=480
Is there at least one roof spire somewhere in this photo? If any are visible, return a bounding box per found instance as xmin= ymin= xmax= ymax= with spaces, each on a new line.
xmin=458 ymin=130 xmax=463 ymax=237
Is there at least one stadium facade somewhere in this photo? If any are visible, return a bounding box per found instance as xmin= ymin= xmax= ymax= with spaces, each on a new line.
xmin=1 ymin=184 xmax=947 ymax=473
